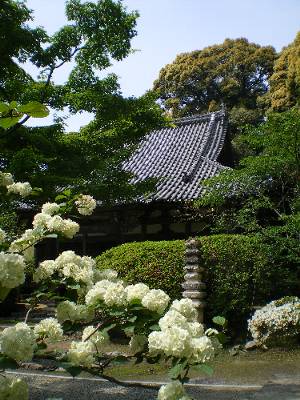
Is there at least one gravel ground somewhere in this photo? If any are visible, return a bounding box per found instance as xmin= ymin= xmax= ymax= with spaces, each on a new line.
xmin=6 ymin=371 xmax=300 ymax=400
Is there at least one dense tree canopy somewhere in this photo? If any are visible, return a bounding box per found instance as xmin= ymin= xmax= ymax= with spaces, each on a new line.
xmin=268 ymin=31 xmax=300 ymax=111
xmin=0 ymin=0 xmax=167 ymax=203
xmin=153 ymin=38 xmax=276 ymax=125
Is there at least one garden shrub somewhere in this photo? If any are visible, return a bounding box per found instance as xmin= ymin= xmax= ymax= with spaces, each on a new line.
xmin=96 ymin=240 xmax=185 ymax=300
xmin=96 ymin=235 xmax=298 ymax=330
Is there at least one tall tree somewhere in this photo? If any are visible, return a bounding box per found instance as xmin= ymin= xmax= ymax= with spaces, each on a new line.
xmin=268 ymin=31 xmax=300 ymax=111
xmin=0 ymin=0 xmax=167 ymax=203
xmin=153 ymin=38 xmax=276 ymax=126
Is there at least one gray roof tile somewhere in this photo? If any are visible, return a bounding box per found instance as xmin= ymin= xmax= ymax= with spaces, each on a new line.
xmin=124 ymin=110 xmax=228 ymax=201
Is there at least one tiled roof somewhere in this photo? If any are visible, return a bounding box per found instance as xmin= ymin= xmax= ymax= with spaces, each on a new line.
xmin=124 ymin=110 xmax=228 ymax=201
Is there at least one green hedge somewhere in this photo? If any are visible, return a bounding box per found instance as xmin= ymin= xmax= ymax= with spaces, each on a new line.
xmin=96 ymin=235 xmax=298 ymax=329
xmin=96 ymin=240 xmax=185 ymax=300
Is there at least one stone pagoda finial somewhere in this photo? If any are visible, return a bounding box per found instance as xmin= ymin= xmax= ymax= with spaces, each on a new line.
xmin=182 ymin=238 xmax=206 ymax=323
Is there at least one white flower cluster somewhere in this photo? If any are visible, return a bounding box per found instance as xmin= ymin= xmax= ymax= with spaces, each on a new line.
xmin=56 ymin=300 xmax=94 ymax=323
xmin=0 ymin=171 xmax=32 ymax=197
xmin=0 ymin=252 xmax=25 ymax=289
xmin=67 ymin=325 xmax=109 ymax=367
xmin=0 ymin=322 xmax=35 ymax=362
xmin=0 ymin=376 xmax=29 ymax=400
xmin=41 ymin=202 xmax=61 ymax=215
xmin=158 ymin=381 xmax=190 ymax=400
xmin=75 ymin=194 xmax=96 ymax=216
xmin=0 ymin=172 xmax=14 ymax=187
xmin=248 ymin=297 xmax=300 ymax=345
xmin=148 ymin=298 xmax=214 ymax=363
xmin=0 ymin=227 xmax=6 ymax=243
xmin=9 ymin=205 xmax=79 ymax=254
xmin=94 ymin=268 xmax=118 ymax=282
xmin=34 ymin=318 xmax=63 ymax=341
xmin=34 ymin=251 xmax=95 ymax=289
xmin=82 ymin=326 xmax=108 ymax=349
xmin=68 ymin=341 xmax=95 ymax=368
xmin=7 ymin=182 xmax=32 ymax=197
xmin=85 ymin=277 xmax=170 ymax=315
xmin=32 ymin=212 xmax=79 ymax=239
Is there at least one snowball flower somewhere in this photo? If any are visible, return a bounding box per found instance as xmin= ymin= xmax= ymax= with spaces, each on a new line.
xmin=55 ymin=250 xmax=95 ymax=286
xmin=68 ymin=341 xmax=94 ymax=368
xmin=170 ymin=298 xmax=198 ymax=321
xmin=41 ymin=202 xmax=61 ymax=216
xmin=189 ymin=336 xmax=214 ymax=364
xmin=129 ymin=335 xmax=147 ymax=354
xmin=0 ymin=228 xmax=6 ymax=243
xmin=158 ymin=381 xmax=187 ymax=400
xmin=7 ymin=181 xmax=32 ymax=197
xmin=158 ymin=310 xmax=187 ymax=331
xmin=125 ymin=283 xmax=150 ymax=303
xmin=148 ymin=326 xmax=191 ymax=358
xmin=33 ymin=260 xmax=57 ymax=282
xmin=103 ymin=281 xmax=126 ymax=307
xmin=82 ymin=326 xmax=108 ymax=350
xmin=94 ymin=268 xmax=118 ymax=282
xmin=85 ymin=280 xmax=113 ymax=306
xmin=248 ymin=297 xmax=300 ymax=345
xmin=0 ymin=376 xmax=29 ymax=400
xmin=0 ymin=322 xmax=35 ymax=361
xmin=187 ymin=321 xmax=204 ymax=337
xmin=0 ymin=171 xmax=14 ymax=187
xmin=9 ymin=228 xmax=44 ymax=253
xmin=34 ymin=318 xmax=63 ymax=341
xmin=56 ymin=301 xmax=79 ymax=323
xmin=0 ymin=252 xmax=25 ymax=289
xmin=75 ymin=194 xmax=96 ymax=216
xmin=142 ymin=289 xmax=170 ymax=314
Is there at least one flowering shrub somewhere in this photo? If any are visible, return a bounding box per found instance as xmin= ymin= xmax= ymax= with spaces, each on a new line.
xmin=0 ymin=172 xmax=224 ymax=400
xmin=248 ymin=297 xmax=300 ymax=346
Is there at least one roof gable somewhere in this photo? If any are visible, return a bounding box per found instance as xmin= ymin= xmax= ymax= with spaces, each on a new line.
xmin=124 ymin=110 xmax=228 ymax=201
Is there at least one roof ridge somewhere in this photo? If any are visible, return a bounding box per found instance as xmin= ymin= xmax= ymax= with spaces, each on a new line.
xmin=173 ymin=110 xmax=226 ymax=125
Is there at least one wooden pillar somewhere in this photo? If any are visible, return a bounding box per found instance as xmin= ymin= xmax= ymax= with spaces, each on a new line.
xmin=182 ymin=238 xmax=206 ymax=323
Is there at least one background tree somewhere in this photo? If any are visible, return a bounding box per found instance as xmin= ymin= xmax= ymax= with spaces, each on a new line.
xmin=153 ymin=38 xmax=276 ymax=127
xmin=268 ymin=31 xmax=300 ymax=111
xmin=0 ymin=0 xmax=167 ymax=204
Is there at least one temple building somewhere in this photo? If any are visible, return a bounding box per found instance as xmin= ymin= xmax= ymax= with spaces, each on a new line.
xmin=37 ymin=110 xmax=231 ymax=259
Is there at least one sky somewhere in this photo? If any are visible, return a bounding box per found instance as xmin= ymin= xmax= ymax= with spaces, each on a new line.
xmin=25 ymin=0 xmax=300 ymax=131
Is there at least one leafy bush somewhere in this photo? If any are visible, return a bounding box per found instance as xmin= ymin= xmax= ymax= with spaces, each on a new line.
xmin=96 ymin=235 xmax=298 ymax=331
xmin=248 ymin=296 xmax=300 ymax=347
xmin=96 ymin=240 xmax=185 ymax=300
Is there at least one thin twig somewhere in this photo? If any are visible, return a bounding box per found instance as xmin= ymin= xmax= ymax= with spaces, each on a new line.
xmin=24 ymin=307 xmax=33 ymax=324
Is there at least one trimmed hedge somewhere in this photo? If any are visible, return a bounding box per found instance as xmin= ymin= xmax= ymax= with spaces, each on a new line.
xmin=96 ymin=235 xmax=298 ymax=329
xmin=96 ymin=240 xmax=185 ymax=300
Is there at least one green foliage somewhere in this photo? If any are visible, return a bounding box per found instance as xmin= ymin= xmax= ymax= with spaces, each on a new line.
xmin=0 ymin=1 xmax=167 ymax=203
xmin=153 ymin=38 xmax=276 ymax=124
xmin=96 ymin=240 xmax=185 ymax=300
xmin=198 ymin=109 xmax=300 ymax=233
xmin=96 ymin=235 xmax=298 ymax=331
xmin=269 ymin=31 xmax=300 ymax=111
xmin=199 ymin=234 xmax=298 ymax=329
xmin=0 ymin=100 xmax=49 ymax=129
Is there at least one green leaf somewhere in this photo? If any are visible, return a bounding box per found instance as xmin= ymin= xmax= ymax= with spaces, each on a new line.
xmin=9 ymin=101 xmax=17 ymax=109
xmin=168 ymin=363 xmax=184 ymax=379
xmin=18 ymin=101 xmax=49 ymax=118
xmin=193 ymin=363 xmax=214 ymax=376
xmin=109 ymin=310 xmax=124 ymax=316
xmin=0 ymin=102 xmax=9 ymax=113
xmin=149 ymin=324 xmax=160 ymax=331
xmin=212 ymin=316 xmax=226 ymax=326
xmin=0 ymin=356 xmax=18 ymax=369
xmin=36 ymin=341 xmax=48 ymax=350
xmin=0 ymin=116 xmax=22 ymax=129
xmin=61 ymin=362 xmax=82 ymax=377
